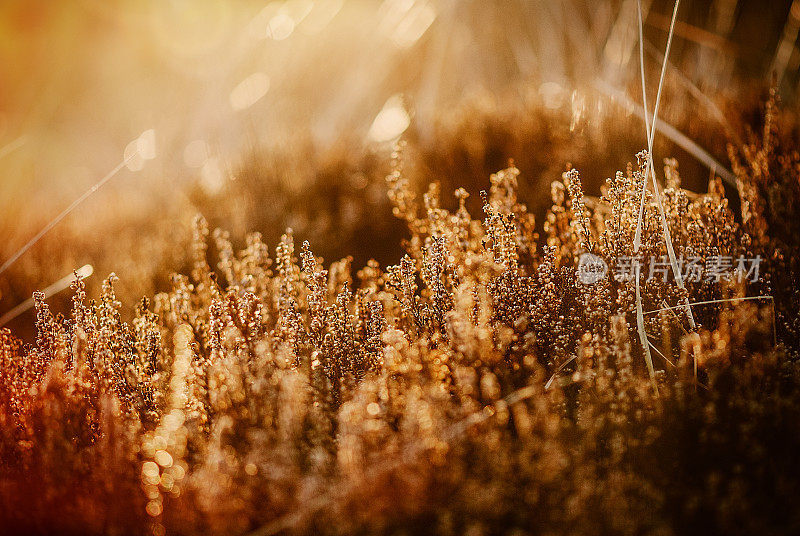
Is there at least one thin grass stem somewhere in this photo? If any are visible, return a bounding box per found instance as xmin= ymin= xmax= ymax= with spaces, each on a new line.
xmin=0 ymin=152 xmax=138 ymax=278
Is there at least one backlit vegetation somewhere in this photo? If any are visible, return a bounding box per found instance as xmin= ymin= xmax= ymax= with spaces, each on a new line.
xmin=2 ymin=87 xmax=800 ymax=536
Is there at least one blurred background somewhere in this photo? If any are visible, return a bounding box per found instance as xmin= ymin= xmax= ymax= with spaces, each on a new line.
xmin=0 ymin=0 xmax=798 ymax=337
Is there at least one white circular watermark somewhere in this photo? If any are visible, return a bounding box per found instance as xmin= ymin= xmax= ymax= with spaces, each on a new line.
xmin=577 ymin=253 xmax=608 ymax=285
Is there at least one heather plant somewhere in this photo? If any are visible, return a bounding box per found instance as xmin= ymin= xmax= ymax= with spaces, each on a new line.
xmin=1 ymin=88 xmax=800 ymax=536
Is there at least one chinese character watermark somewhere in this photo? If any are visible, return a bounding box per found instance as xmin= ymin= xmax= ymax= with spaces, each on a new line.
xmin=577 ymin=254 xmax=762 ymax=285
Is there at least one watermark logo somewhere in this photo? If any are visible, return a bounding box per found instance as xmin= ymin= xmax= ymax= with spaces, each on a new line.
xmin=577 ymin=254 xmax=762 ymax=285
xmin=578 ymin=253 xmax=608 ymax=285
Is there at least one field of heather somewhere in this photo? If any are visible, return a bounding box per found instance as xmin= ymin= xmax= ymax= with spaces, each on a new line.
xmin=2 ymin=1 xmax=800 ymax=535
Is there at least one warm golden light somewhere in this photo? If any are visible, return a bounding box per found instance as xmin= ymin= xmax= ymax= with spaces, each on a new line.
xmin=1 ymin=2 xmax=799 ymax=536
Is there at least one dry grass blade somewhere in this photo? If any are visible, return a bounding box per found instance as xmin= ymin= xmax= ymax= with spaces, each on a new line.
xmin=545 ymin=354 xmax=578 ymax=390
xmin=0 ymin=136 xmax=26 ymax=161
xmin=635 ymin=263 xmax=659 ymax=393
xmin=595 ymin=80 xmax=736 ymax=185
xmin=642 ymin=38 xmax=743 ymax=149
xmin=631 ymin=0 xmax=685 ymax=392
xmin=643 ymin=295 xmax=775 ymax=316
xmin=0 ymin=152 xmax=138 ymax=279
xmin=647 ymin=335 xmax=675 ymax=366
xmin=0 ymin=265 xmax=93 ymax=326
xmin=642 ymin=0 xmax=696 ymax=332
xmin=634 ymin=0 xmax=697 ymax=345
